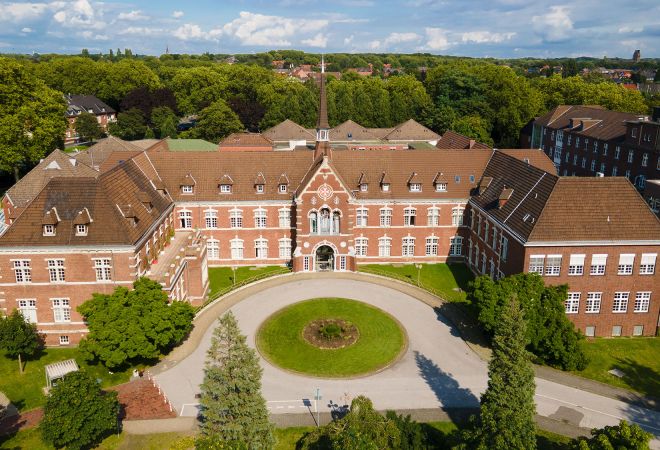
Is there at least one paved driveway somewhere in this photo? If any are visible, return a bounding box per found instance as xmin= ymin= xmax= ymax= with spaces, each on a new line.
xmin=155 ymin=277 xmax=660 ymax=444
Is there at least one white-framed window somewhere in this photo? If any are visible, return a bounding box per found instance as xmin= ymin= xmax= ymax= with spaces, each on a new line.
xmin=565 ymin=293 xmax=580 ymax=314
xmin=230 ymin=209 xmax=243 ymax=228
xmin=18 ymin=299 xmax=37 ymax=323
xmin=639 ymin=253 xmax=656 ymax=274
xmin=356 ymin=208 xmax=368 ymax=227
xmin=615 ymin=146 xmax=620 ymax=159
xmin=451 ymin=207 xmax=464 ymax=226
xmin=303 ymin=256 xmax=310 ymax=271
xmin=612 ymin=325 xmax=622 ymax=337
xmin=590 ymin=160 xmax=596 ymax=171
xmin=484 ymin=222 xmax=490 ymax=242
xmin=355 ymin=238 xmax=368 ymax=256
xmin=220 ymin=184 xmax=232 ymax=193
xmin=339 ymin=255 xmax=347 ymax=271
xmin=491 ymin=227 xmax=498 ymax=249
xmin=380 ymin=208 xmax=392 ymax=227
xmin=585 ymin=326 xmax=595 ymax=337
xmin=612 ymin=166 xmax=618 ymax=176
xmin=254 ymin=209 xmax=267 ymax=228
xmin=500 ymin=236 xmax=508 ymax=262
xmin=528 ymin=255 xmax=544 ymax=274
xmin=600 ymin=163 xmax=605 ymax=173
xmin=59 ymin=335 xmax=70 ymax=345
xmin=449 ymin=236 xmax=463 ymax=256
xmin=634 ymin=292 xmax=650 ymax=313
xmin=586 ymin=292 xmax=601 ymax=313
xmin=52 ymin=298 xmax=71 ymax=323
xmin=76 ymin=224 xmax=88 ymax=236
xmin=278 ymin=183 xmax=288 ymax=194
xmin=603 ymin=143 xmax=608 ymax=156
xmin=402 ymin=237 xmax=415 ymax=256
xmin=256 ymin=184 xmax=264 ymax=194
xmin=43 ymin=224 xmax=56 ymax=236
xmin=409 ymin=183 xmax=422 ymax=192
xmin=625 ymin=169 xmax=631 ymax=179
xmin=13 ymin=260 xmax=32 ymax=283
xmin=255 ymin=238 xmax=268 ymax=259
xmin=427 ymin=207 xmax=440 ymax=226
xmin=568 ymin=254 xmax=585 ymax=276
xmin=207 ymin=239 xmax=219 ymax=260
xmin=230 ymin=239 xmax=244 ymax=260
xmin=179 ymin=210 xmax=192 ymax=229
xmin=404 ymin=207 xmax=416 ymax=226
xmin=573 ymin=154 xmax=578 ymax=165
xmin=593 ymin=141 xmax=599 ymax=153
xmin=378 ymin=237 xmax=391 ymax=257
xmin=627 ymin=150 xmax=634 ymax=163
xmin=581 ymin=157 xmax=586 ymax=168
xmin=359 ymin=183 xmax=368 ymax=192
xmin=590 ymin=254 xmax=607 ymax=275
xmin=545 ymin=255 xmax=562 ymax=276
xmin=181 ymin=185 xmax=193 ymax=194
xmin=565 ymin=152 xmax=570 ymax=163
xmin=633 ymin=325 xmax=644 ymax=336
xmin=381 ymin=183 xmax=390 ymax=192
xmin=94 ymin=258 xmax=112 ymax=281
xmin=425 ymin=236 xmax=438 ymax=256
xmin=205 ymin=210 xmax=218 ymax=229
xmin=48 ymin=259 xmax=66 ymax=282
xmin=436 ymin=183 xmax=447 ymax=192
xmin=612 ymin=292 xmax=629 ymax=313
xmin=278 ymin=238 xmax=292 ymax=259
xmin=617 ymin=254 xmax=634 ymax=275
xmin=278 ymin=209 xmax=290 ymax=228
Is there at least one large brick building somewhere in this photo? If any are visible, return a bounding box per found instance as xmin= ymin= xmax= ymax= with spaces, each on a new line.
xmin=521 ymin=105 xmax=660 ymax=189
xmin=65 ymin=94 xmax=116 ymax=145
xmin=1 ymin=75 xmax=658 ymax=345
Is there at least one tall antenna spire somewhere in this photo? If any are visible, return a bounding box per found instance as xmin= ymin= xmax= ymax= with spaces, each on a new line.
xmin=316 ymin=54 xmax=329 ymax=133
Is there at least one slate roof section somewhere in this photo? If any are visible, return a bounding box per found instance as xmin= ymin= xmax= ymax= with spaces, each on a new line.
xmin=5 ymin=150 xmax=98 ymax=208
xmin=65 ymin=95 xmax=115 ymax=117
xmin=534 ymin=105 xmax=641 ymax=141
xmin=262 ymin=119 xmax=315 ymax=142
xmin=497 ymin=149 xmax=558 ymax=175
xmin=436 ymin=130 xmax=491 ymax=149
xmin=0 ymin=160 xmax=171 ymax=247
xmin=383 ymin=119 xmax=441 ymax=141
xmin=329 ymin=120 xmax=381 ymax=141
xmin=73 ymin=136 xmax=144 ymax=170
xmin=529 ymin=177 xmax=660 ymax=242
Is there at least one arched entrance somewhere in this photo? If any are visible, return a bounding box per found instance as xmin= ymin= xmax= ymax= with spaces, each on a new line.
xmin=315 ymin=245 xmax=335 ymax=271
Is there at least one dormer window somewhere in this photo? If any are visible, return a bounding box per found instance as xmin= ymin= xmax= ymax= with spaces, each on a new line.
xmin=76 ymin=224 xmax=88 ymax=236
xmin=256 ymin=184 xmax=264 ymax=193
xmin=409 ymin=183 xmax=422 ymax=192
xmin=436 ymin=183 xmax=447 ymax=192
xmin=279 ymin=184 xmax=288 ymax=194
xmin=360 ymin=183 xmax=368 ymax=192
xmin=43 ymin=224 xmax=56 ymax=236
xmin=382 ymin=183 xmax=390 ymax=192
xmin=181 ymin=185 xmax=193 ymax=194
xmin=220 ymin=184 xmax=232 ymax=194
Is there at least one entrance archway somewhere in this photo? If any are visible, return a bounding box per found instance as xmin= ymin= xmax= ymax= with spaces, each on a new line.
xmin=315 ymin=245 xmax=334 ymax=271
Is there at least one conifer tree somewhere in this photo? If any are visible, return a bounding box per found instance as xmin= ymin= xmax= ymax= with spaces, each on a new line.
xmin=466 ymin=297 xmax=537 ymax=450
xmin=198 ymin=311 xmax=274 ymax=449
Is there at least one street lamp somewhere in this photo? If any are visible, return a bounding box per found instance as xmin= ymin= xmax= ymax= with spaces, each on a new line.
xmin=314 ymin=388 xmax=322 ymax=427
xmin=231 ymin=266 xmax=237 ymax=286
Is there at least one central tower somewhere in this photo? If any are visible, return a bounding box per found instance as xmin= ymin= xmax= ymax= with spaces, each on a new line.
xmin=314 ymin=56 xmax=331 ymax=160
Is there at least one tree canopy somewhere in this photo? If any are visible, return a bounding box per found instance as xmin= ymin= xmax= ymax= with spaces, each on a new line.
xmin=75 ymin=111 xmax=103 ymax=142
xmin=40 ymin=371 xmax=119 ymax=450
xmin=570 ymin=420 xmax=652 ymax=450
xmin=108 ymin=108 xmax=147 ymax=141
xmin=77 ymin=277 xmax=194 ymax=369
xmin=186 ymin=100 xmax=244 ymax=143
xmin=0 ymin=309 xmax=43 ymax=373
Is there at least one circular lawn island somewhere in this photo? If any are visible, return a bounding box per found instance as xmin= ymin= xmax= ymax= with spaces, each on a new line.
xmin=256 ymin=298 xmax=406 ymax=378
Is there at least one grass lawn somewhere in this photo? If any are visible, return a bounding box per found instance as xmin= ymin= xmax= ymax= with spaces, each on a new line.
xmin=207 ymin=265 xmax=290 ymax=298
xmin=573 ymin=337 xmax=660 ymax=397
xmin=274 ymin=427 xmax=312 ymax=450
xmin=358 ymin=263 xmax=474 ymax=303
xmin=257 ymin=298 xmax=406 ymax=377
xmin=0 ymin=348 xmax=134 ymax=412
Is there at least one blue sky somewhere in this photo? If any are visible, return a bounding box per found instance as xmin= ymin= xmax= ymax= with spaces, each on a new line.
xmin=0 ymin=0 xmax=658 ymax=58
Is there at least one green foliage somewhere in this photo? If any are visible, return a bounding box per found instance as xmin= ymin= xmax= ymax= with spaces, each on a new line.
xmin=199 ymin=311 xmax=274 ymax=449
xmin=469 ymin=273 xmax=588 ymax=371
xmin=258 ymin=78 xmax=318 ymax=129
xmin=189 ymin=100 xmax=244 ymax=143
xmin=0 ymin=58 xmax=68 ymax=178
xmin=462 ymin=298 xmax=537 ymax=450
xmin=151 ymin=106 xmax=179 ymax=138
xmin=300 ymin=396 xmax=401 ymax=450
xmin=75 ymin=111 xmax=103 ymax=142
xmin=570 ymin=420 xmax=652 ymax=450
xmin=109 ymin=107 xmax=147 ymax=140
xmin=169 ymin=66 xmax=228 ymax=115
xmin=0 ymin=309 xmax=42 ymax=371
xmin=451 ymin=115 xmax=494 ymax=146
xmin=385 ymin=411 xmax=426 ymax=450
xmin=40 ymin=371 xmax=119 ymax=450
xmin=77 ymin=277 xmax=194 ymax=369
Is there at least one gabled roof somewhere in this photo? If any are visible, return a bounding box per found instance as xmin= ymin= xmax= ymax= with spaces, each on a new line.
xmin=262 ymin=119 xmax=315 ymax=142
xmin=5 ymin=150 xmax=98 ymax=208
xmin=329 ymin=120 xmax=381 ymax=141
xmin=0 ymin=160 xmax=171 ymax=247
xmin=497 ymin=149 xmax=557 ymax=175
xmin=219 ymin=133 xmax=273 ymax=147
xmin=436 ymin=130 xmax=491 ymax=150
xmin=534 ymin=105 xmax=641 ymax=141
xmin=65 ymin=95 xmax=115 ymax=117
xmin=73 ymin=136 xmax=144 ymax=171
xmin=384 ymin=119 xmax=441 ymax=142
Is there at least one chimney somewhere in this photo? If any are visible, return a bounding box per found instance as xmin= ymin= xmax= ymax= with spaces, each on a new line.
xmin=498 ymin=186 xmax=514 ymax=209
xmin=468 ymin=139 xmax=475 ymax=149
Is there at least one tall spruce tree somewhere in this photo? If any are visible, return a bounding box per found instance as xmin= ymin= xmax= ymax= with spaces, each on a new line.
xmin=467 ymin=297 xmax=537 ymax=450
xmin=198 ymin=311 xmax=274 ymax=449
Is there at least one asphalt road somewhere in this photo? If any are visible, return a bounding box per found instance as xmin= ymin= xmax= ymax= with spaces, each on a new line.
xmin=155 ymin=277 xmax=660 ymax=446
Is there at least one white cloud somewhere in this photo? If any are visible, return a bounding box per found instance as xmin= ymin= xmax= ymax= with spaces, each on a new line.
xmin=21 ymin=27 xmax=34 ymax=33
xmin=460 ymin=31 xmax=515 ymax=44
xmin=618 ymin=26 xmax=642 ymax=34
xmin=78 ymin=30 xmax=108 ymax=40
xmin=173 ymin=23 xmax=205 ymax=41
xmin=344 ymin=34 xmax=354 ymax=45
xmin=532 ymin=6 xmax=573 ymax=42
xmin=172 ymin=11 xmax=184 ymax=19
xmin=117 ymin=10 xmax=147 ymax=21
xmin=424 ymin=27 xmax=451 ymax=51
xmin=0 ymin=2 xmax=49 ymax=22
xmin=221 ymin=11 xmax=328 ymax=46
xmin=52 ymin=0 xmax=105 ymax=29
xmin=301 ymin=33 xmax=328 ymax=48
xmin=368 ymin=40 xmax=381 ymax=50
xmin=119 ymin=27 xmax=164 ymax=37
xmin=384 ymin=32 xmax=421 ymax=45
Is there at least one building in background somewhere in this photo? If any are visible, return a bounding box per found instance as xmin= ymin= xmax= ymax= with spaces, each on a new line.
xmin=65 ymin=94 xmax=116 ymax=145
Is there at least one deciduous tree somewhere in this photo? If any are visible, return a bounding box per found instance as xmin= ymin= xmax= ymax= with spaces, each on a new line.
xmin=570 ymin=420 xmax=652 ymax=450
xmin=198 ymin=311 xmax=274 ymax=449
xmin=40 ymin=371 xmax=119 ymax=450
xmin=108 ymin=108 xmax=147 ymax=141
xmin=77 ymin=277 xmax=194 ymax=369
xmin=75 ymin=111 xmax=103 ymax=142
xmin=189 ymin=100 xmax=243 ymax=143
xmin=0 ymin=309 xmax=43 ymax=374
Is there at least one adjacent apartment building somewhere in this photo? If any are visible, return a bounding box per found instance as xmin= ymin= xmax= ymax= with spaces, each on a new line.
xmin=65 ymin=94 xmax=116 ymax=145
